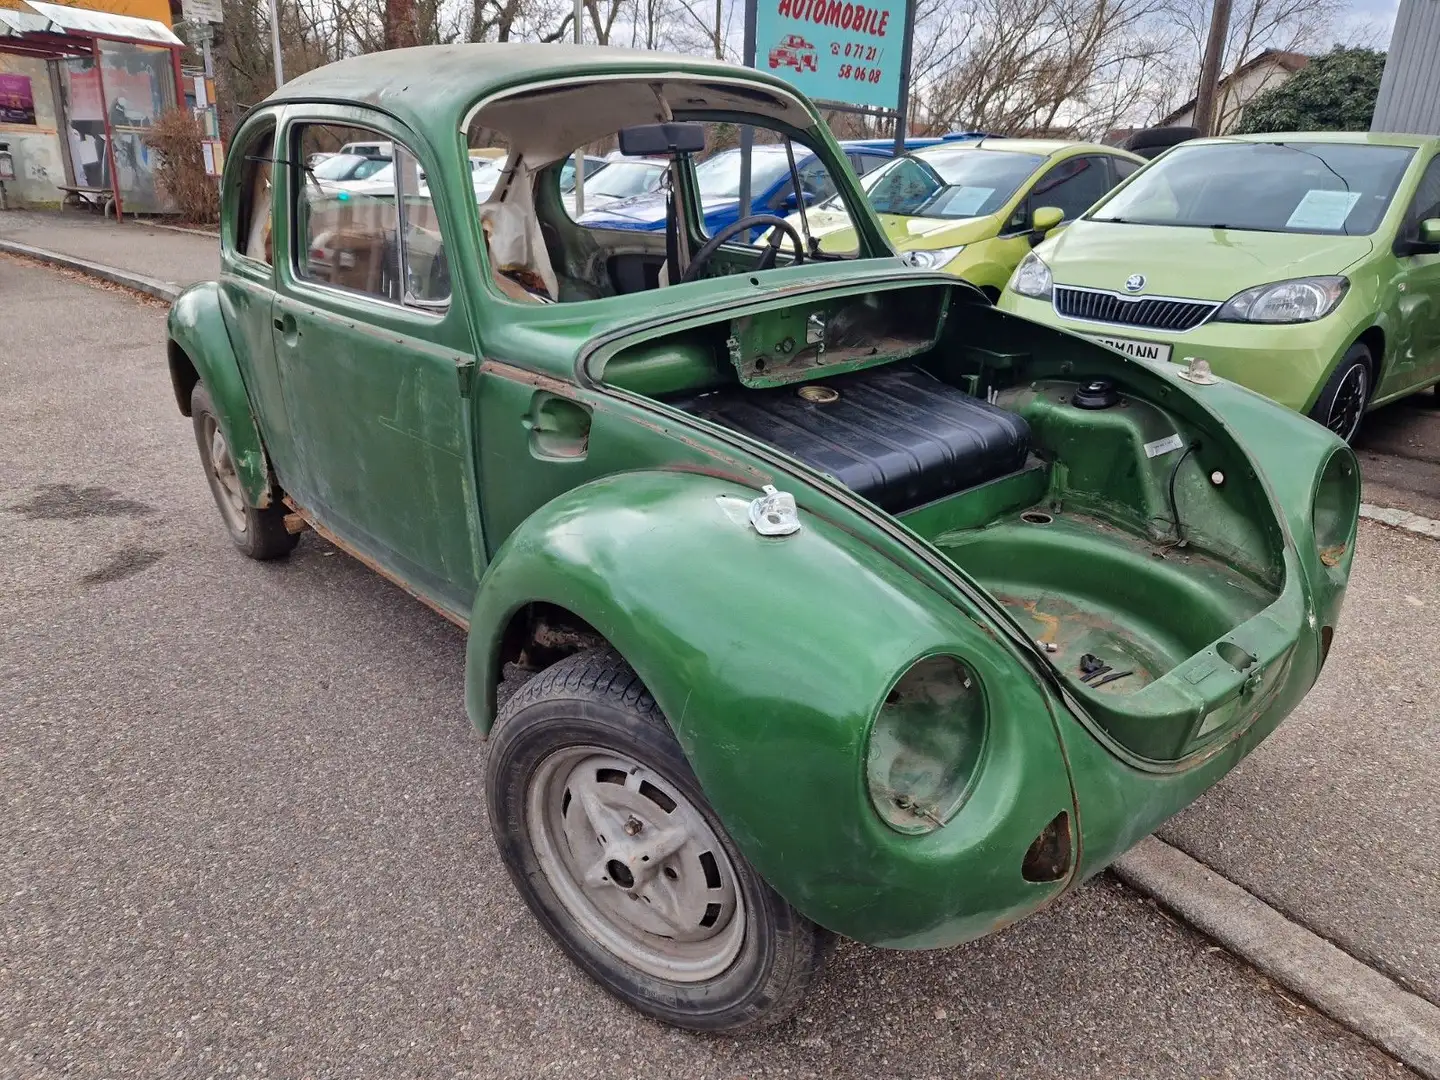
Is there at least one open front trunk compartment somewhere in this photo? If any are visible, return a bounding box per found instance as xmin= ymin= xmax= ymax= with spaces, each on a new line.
xmin=599 ymin=283 xmax=1294 ymax=763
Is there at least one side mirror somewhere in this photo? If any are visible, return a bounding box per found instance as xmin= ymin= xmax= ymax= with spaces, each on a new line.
xmin=1030 ymin=205 xmax=1064 ymax=246
xmin=780 ymin=190 xmax=816 ymax=211
xmin=1420 ymin=218 xmax=1440 ymax=246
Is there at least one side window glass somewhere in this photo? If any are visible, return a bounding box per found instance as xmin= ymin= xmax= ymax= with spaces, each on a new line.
xmin=1113 ymin=157 xmax=1141 ymax=182
xmin=795 ymin=156 xmax=838 ymax=206
xmin=1030 ymin=156 xmax=1113 ymax=221
xmin=232 ymin=126 xmax=274 ymax=265
xmin=292 ymin=122 xmax=449 ymax=308
xmin=1408 ymin=158 xmax=1440 ymax=230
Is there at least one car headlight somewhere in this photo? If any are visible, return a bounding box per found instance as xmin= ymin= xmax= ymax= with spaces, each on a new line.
xmin=1217 ymin=276 xmax=1349 ymax=323
xmin=902 ymin=245 xmax=965 ymax=270
xmin=866 ymin=655 xmax=988 ymax=835
xmin=1010 ymin=251 xmax=1053 ymax=300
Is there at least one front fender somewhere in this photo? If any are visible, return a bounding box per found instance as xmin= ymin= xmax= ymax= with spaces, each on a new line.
xmin=465 ymin=470 xmax=1078 ymax=947
xmin=167 ymin=282 xmax=272 ymax=508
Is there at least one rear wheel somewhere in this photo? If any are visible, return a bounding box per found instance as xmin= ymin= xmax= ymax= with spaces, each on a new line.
xmin=191 ymin=382 xmax=298 ymax=560
xmin=486 ymin=648 xmax=830 ymax=1032
xmin=1308 ymin=344 xmax=1372 ymax=443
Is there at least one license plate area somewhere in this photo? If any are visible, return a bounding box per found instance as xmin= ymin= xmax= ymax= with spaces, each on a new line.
xmin=1089 ymin=335 xmax=1172 ymax=364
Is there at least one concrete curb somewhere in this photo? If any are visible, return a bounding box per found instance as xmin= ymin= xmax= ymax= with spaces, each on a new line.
xmin=1361 ymin=502 xmax=1440 ymax=540
xmin=1114 ymin=836 xmax=1440 ymax=1079
xmin=0 ymin=238 xmax=180 ymax=303
xmin=146 ymin=221 xmax=221 ymax=240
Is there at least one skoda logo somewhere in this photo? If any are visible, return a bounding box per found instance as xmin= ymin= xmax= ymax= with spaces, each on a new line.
xmin=1124 ymin=273 xmax=1146 ymax=293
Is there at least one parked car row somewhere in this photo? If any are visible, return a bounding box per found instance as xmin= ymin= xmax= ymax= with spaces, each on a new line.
xmin=807 ymin=130 xmax=1440 ymax=441
xmin=172 ymin=44 xmax=1360 ymax=1038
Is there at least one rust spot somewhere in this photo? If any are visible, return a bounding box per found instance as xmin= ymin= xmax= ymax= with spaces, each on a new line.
xmin=1319 ymin=543 xmax=1346 ymax=568
xmin=480 ymin=359 xmax=578 ymax=397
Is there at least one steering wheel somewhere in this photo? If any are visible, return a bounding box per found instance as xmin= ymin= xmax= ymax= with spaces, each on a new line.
xmin=681 ymin=214 xmax=806 ymax=284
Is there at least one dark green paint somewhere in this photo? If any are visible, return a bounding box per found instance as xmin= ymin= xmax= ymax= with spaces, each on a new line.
xmin=167 ymin=45 xmax=1355 ymax=952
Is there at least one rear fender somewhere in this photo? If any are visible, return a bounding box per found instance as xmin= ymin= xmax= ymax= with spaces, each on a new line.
xmin=167 ymin=282 xmax=273 ymax=508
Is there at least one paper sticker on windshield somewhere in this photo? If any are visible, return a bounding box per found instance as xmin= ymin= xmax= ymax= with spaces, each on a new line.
xmin=945 ymin=186 xmax=995 ymax=217
xmin=1144 ymin=433 xmax=1184 ymax=458
xmin=1286 ymin=189 xmax=1361 ymax=231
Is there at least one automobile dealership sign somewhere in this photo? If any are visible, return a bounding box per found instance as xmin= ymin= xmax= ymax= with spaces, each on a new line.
xmin=754 ymin=0 xmax=910 ymax=109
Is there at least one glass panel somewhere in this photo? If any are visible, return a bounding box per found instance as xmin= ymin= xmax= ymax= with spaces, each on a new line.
xmin=294 ymin=123 xmax=401 ymax=302
xmin=395 ymin=146 xmax=450 ymax=305
xmin=1092 ymin=142 xmax=1416 ymax=235
xmin=97 ymin=40 xmax=177 ymax=214
xmin=59 ymin=58 xmax=107 ymax=188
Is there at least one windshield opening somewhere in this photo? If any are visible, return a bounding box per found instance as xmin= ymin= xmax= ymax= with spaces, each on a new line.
xmin=1091 ymin=141 xmax=1416 ymax=235
xmin=859 ymin=149 xmax=1045 ymax=219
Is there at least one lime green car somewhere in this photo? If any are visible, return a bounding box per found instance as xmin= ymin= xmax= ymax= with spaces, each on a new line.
xmin=788 ymin=139 xmax=1145 ymax=298
xmin=999 ymin=132 xmax=1440 ymax=441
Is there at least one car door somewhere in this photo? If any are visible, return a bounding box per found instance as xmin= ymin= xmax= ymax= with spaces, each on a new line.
xmin=216 ymin=112 xmax=303 ymax=488
xmin=1026 ymin=153 xmax=1117 ymax=225
xmin=1387 ymin=153 xmax=1440 ymax=393
xmin=271 ymin=109 xmax=483 ymax=616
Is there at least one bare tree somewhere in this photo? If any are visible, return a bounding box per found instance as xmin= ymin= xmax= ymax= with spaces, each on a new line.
xmin=908 ymin=0 xmax=1177 ymax=138
xmin=1158 ymin=0 xmax=1344 ymax=131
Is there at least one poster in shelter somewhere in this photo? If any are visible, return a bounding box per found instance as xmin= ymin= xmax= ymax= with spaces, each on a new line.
xmin=0 ymin=73 xmax=36 ymax=125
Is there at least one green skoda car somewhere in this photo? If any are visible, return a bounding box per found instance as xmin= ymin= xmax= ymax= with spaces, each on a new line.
xmin=999 ymin=132 xmax=1440 ymax=441
xmin=792 ymin=139 xmax=1145 ymax=297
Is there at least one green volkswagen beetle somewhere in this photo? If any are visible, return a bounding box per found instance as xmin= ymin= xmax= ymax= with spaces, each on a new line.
xmin=165 ymin=44 xmax=1357 ymax=1032
xmin=999 ymin=132 xmax=1440 ymax=441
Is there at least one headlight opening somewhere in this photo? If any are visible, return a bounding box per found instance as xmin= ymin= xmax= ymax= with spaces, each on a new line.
xmin=866 ymin=655 xmax=990 ymax=834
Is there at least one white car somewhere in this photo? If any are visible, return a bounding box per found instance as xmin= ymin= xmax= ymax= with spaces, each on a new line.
xmin=562 ymin=158 xmax=667 ymax=215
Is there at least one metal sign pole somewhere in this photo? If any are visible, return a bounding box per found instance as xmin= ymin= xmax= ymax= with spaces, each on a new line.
xmin=738 ymin=0 xmax=756 ymax=234
xmin=573 ymin=0 xmax=584 ymax=216
xmin=268 ymin=0 xmax=285 ymax=86
xmin=892 ymin=0 xmax=916 ymax=153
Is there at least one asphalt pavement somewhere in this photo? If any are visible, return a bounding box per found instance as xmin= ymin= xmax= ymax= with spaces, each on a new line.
xmin=0 ymin=256 xmax=1424 ymax=1077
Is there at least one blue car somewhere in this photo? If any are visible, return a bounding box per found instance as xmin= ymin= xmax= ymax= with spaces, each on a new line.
xmin=578 ymin=137 xmax=959 ymax=234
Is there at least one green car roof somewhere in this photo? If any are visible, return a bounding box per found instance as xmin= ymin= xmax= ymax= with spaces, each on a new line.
xmin=267 ymin=43 xmax=822 ymax=149
xmin=1189 ymin=130 xmax=1440 ymax=150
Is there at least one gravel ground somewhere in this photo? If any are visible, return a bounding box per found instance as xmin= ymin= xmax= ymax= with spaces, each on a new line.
xmin=0 ymin=256 xmax=1415 ymax=1079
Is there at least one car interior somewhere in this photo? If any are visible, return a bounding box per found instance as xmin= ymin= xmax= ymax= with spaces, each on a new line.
xmin=465 ymin=76 xmax=875 ymax=304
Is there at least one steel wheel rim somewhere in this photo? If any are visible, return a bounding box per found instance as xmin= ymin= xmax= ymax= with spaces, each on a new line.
xmin=203 ymin=413 xmax=247 ymax=533
xmin=526 ymin=744 xmax=745 ymax=983
xmin=1327 ymin=364 xmax=1368 ymax=442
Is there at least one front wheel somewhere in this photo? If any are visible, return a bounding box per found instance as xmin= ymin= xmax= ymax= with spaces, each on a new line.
xmin=485 ymin=648 xmax=830 ymax=1032
xmin=190 ymin=381 xmax=298 ymax=560
xmin=1308 ymin=344 xmax=1372 ymax=443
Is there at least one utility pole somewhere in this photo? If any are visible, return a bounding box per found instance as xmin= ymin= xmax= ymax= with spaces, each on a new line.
xmin=572 ymin=0 xmax=584 ymax=216
xmin=268 ymin=0 xmax=285 ymax=86
xmin=1191 ymin=0 xmax=1232 ymax=136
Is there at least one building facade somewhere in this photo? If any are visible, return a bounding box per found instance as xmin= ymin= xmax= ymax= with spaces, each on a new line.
xmin=1372 ymin=0 xmax=1440 ymax=135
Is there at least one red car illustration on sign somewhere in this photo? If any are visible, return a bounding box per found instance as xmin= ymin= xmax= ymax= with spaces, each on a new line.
xmin=768 ymin=35 xmax=818 ymax=72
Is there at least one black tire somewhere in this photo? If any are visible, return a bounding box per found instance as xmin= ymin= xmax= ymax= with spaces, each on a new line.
xmin=190 ymin=381 xmax=298 ymax=560
xmin=1307 ymin=343 xmax=1373 ymax=443
xmin=486 ymin=647 xmax=831 ymax=1033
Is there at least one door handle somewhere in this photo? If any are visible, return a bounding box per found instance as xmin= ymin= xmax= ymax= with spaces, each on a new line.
xmin=273 ymin=312 xmax=299 ymax=345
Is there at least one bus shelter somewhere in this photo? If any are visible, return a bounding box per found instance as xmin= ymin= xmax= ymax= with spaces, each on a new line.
xmin=0 ymin=0 xmax=183 ymax=218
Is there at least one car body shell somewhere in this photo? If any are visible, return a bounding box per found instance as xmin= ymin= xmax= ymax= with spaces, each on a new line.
xmin=166 ymin=44 xmax=1354 ymax=950
xmin=999 ymin=132 xmax=1440 ymax=413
